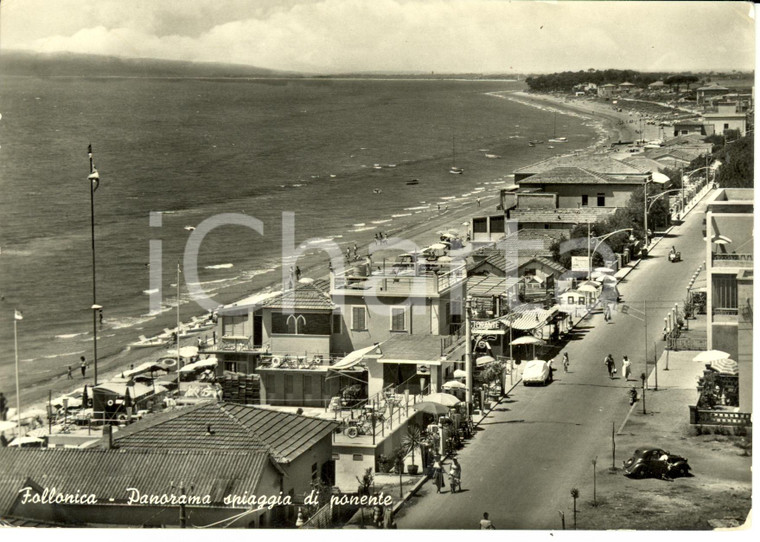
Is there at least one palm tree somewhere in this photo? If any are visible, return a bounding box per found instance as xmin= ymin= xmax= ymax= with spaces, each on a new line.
xmin=402 ymin=423 xmax=425 ymax=474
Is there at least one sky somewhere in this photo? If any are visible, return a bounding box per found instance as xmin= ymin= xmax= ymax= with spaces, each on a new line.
xmin=0 ymin=0 xmax=755 ymax=74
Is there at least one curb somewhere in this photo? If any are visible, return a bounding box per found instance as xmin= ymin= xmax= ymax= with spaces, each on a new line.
xmin=392 ymin=377 xmax=523 ymax=516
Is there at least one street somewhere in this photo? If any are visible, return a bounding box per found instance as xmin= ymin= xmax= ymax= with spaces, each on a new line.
xmin=395 ymin=194 xmax=711 ymax=529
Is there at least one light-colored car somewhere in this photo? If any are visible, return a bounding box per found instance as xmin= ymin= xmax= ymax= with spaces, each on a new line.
xmin=522 ymin=359 xmax=552 ymax=386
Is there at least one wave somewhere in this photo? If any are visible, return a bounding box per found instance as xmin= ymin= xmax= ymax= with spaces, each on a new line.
xmin=440 ymin=196 xmax=457 ymax=200
xmin=186 ymin=278 xmax=230 ymax=287
xmin=43 ymin=350 xmax=85 ymax=359
xmin=371 ymin=219 xmax=392 ymax=224
xmin=391 ymin=213 xmax=412 ymax=218
xmin=353 ymin=223 xmax=365 ymax=227
xmin=143 ymin=288 xmax=159 ymax=295
xmin=56 ymin=332 xmax=88 ymax=340
xmin=205 ymin=263 xmax=234 ymax=269
xmin=352 ymin=226 xmax=377 ymax=232
xmin=404 ymin=205 xmax=430 ymax=211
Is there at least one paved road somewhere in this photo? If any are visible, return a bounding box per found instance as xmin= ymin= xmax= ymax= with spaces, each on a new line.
xmin=395 ymin=194 xmax=711 ymax=530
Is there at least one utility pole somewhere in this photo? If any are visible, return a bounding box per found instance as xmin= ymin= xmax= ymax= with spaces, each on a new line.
xmin=179 ymin=482 xmax=187 ymax=528
xmin=465 ymin=296 xmax=473 ymax=417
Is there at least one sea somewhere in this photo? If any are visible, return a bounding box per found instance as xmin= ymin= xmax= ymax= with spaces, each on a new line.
xmin=0 ymin=76 xmax=601 ymax=394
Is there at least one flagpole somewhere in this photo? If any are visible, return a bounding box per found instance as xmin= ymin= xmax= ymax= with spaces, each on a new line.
xmin=88 ymin=145 xmax=99 ymax=385
xmin=14 ymin=311 xmax=21 ymax=435
xmin=177 ymin=261 xmax=181 ymax=393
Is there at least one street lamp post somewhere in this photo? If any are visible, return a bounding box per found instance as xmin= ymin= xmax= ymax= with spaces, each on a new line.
xmin=465 ymin=296 xmax=473 ymax=418
xmin=87 ymin=145 xmax=101 ymax=385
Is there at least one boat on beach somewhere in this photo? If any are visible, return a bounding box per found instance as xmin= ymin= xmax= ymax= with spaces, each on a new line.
xmin=129 ymin=335 xmax=167 ymax=349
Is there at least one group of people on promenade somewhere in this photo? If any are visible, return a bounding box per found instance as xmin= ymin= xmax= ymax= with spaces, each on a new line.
xmin=430 ymin=455 xmax=462 ymax=495
xmin=603 ymin=354 xmax=633 ymax=381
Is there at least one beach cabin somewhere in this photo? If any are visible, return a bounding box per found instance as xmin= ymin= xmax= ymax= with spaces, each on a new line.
xmin=92 ymin=380 xmax=167 ymax=422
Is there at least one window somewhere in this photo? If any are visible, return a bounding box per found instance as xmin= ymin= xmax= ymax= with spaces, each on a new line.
xmin=724 ymin=123 xmax=730 ymax=130
xmin=223 ymin=315 xmax=246 ymax=337
xmin=489 ymin=215 xmax=505 ymax=234
xmin=353 ymin=454 xmax=363 ymax=461
xmin=391 ymin=306 xmax=407 ymax=332
xmin=713 ymin=275 xmax=737 ymax=310
xmin=581 ymin=195 xmax=589 ymax=207
xmin=351 ymin=306 xmax=367 ymax=331
xmin=272 ymin=312 xmax=331 ymax=335
xmin=472 ymin=217 xmax=488 ymax=233
xmin=597 ymin=193 xmax=606 ymax=207
xmin=224 ymin=361 xmax=237 ymax=372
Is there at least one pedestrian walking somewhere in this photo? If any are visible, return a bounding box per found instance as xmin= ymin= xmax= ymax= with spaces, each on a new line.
xmin=353 ymin=243 xmax=358 ymax=260
xmin=562 ymin=352 xmax=570 ymax=373
xmin=604 ymin=354 xmax=616 ymax=379
xmin=67 ymin=365 xmax=73 ymax=380
xmin=432 ymin=456 xmax=445 ymax=493
xmin=604 ymin=304 xmax=612 ymax=323
xmin=80 ymin=356 xmax=87 ymax=379
xmin=345 ymin=247 xmax=351 ymax=261
xmin=547 ymin=358 xmax=555 ymax=381
xmin=295 ymin=266 xmax=301 ymax=281
xmin=622 ymin=356 xmax=632 ymax=381
xmin=0 ymin=392 xmax=7 ymax=422
xmin=476 ymin=197 xmax=481 ymax=207
xmin=480 ymin=512 xmax=495 ymax=529
xmin=99 ymin=309 xmax=104 ymax=327
xmin=449 ymin=457 xmax=462 ymax=493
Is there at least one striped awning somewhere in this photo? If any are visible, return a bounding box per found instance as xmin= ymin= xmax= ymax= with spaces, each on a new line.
xmin=507 ymin=306 xmax=559 ymax=331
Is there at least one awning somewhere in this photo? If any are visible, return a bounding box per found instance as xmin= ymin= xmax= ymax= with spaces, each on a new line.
xmin=378 ymin=358 xmax=442 ymax=366
xmin=507 ymin=306 xmax=559 ymax=331
xmin=330 ymin=343 xmax=382 ymax=370
xmin=179 ymin=356 xmax=218 ymax=373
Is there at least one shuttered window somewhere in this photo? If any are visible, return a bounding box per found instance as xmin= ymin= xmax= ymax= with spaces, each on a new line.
xmin=713 ymin=274 xmax=738 ymax=310
xmin=391 ymin=306 xmax=407 ymax=332
xmin=352 ymin=306 xmax=367 ymax=331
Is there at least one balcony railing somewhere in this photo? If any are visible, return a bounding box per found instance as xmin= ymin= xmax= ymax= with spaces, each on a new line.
xmin=332 ymin=262 xmax=467 ymax=297
xmin=712 ymin=253 xmax=753 ymax=267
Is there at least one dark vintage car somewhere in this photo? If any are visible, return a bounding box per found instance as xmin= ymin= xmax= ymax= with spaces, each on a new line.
xmin=623 ymin=448 xmax=691 ymax=480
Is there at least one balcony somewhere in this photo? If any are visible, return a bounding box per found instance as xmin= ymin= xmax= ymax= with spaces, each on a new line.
xmin=712 ymin=253 xmax=753 ymax=268
xmin=331 ymin=262 xmax=467 ymax=298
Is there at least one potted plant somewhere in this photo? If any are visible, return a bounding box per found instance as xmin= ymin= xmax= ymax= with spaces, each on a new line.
xmin=402 ymin=423 xmax=424 ymax=475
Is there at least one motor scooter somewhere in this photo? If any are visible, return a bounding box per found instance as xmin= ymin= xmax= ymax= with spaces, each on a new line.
xmin=628 ymin=387 xmax=638 ymax=405
xmin=668 ymin=250 xmax=681 ymax=263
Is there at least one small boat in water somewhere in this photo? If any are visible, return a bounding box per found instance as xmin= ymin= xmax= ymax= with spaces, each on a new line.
xmin=485 ymin=153 xmax=500 ymax=159
xmin=449 ymin=136 xmax=463 ymax=174
xmin=373 ymin=188 xmax=382 ymax=194
xmin=406 ymin=179 xmax=420 ymax=186
xmin=528 ymin=142 xmax=535 ymax=147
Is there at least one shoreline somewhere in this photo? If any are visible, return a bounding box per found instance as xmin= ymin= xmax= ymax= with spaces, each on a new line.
xmin=8 ymin=89 xmax=624 ymax=417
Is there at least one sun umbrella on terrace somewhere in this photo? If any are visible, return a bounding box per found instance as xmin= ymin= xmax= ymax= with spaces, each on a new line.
xmin=476 ymin=355 xmax=496 ymax=367
xmin=428 ymin=243 xmax=448 ymax=251
xmin=413 ymin=401 xmax=451 ymax=416
xmin=594 ymin=267 xmax=615 ymax=274
xmin=453 ymin=369 xmax=467 ymax=379
xmin=424 ymin=392 xmax=461 ymax=407
xmin=693 ymin=350 xmax=730 ymax=363
xmin=710 ymin=358 xmax=738 ymax=375
xmin=442 ymin=380 xmax=466 ymax=390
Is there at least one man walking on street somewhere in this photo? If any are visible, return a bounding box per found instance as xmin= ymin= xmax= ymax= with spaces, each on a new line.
xmin=604 ymin=354 xmax=616 ymax=379
xmin=67 ymin=365 xmax=73 ymax=380
xmin=480 ymin=512 xmax=495 ymax=529
xmin=80 ymin=356 xmax=87 ymax=379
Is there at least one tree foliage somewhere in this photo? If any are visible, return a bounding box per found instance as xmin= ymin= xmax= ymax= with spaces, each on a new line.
xmin=713 ymin=133 xmax=753 ymax=189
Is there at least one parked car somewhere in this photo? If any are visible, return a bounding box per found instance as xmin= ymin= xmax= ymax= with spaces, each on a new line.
xmin=522 ymin=359 xmax=552 ymax=386
xmin=623 ymin=448 xmax=691 ymax=480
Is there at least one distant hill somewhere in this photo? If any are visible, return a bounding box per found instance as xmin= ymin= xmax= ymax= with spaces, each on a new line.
xmin=0 ymin=50 xmax=298 ymax=79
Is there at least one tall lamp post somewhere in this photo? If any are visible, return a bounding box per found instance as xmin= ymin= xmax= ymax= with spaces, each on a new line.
xmin=587 ymin=228 xmax=634 ymax=276
xmin=88 ymin=145 xmax=101 ymax=385
xmin=644 ymin=187 xmax=684 ymax=249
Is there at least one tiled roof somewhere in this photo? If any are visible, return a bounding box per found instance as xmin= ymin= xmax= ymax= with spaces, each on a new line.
xmin=663 ymin=134 xmax=708 ymax=146
xmin=218 ymin=404 xmax=339 ymax=463
xmin=622 ymin=156 xmax=666 ymax=172
xmin=518 ymin=166 xmax=647 ymax=185
xmin=645 ymin=148 xmax=701 ymax=163
xmin=109 ymin=402 xmax=272 ymax=454
xmin=520 ymin=256 xmax=568 ymax=275
xmin=511 ymin=207 xmax=616 ymax=225
xmin=515 ymin=155 xmax=647 ymax=176
xmin=109 ymin=402 xmax=338 ymax=464
xmin=377 ymin=335 xmax=446 ymax=363
xmin=263 ymin=282 xmax=335 ymax=311
xmin=466 ymin=275 xmax=520 ymax=297
xmin=0 ymin=447 xmax=276 ymax=513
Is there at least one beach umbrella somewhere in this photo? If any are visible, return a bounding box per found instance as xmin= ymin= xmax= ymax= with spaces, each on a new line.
xmin=437 ymin=256 xmax=453 ymax=263
xmin=651 ymin=171 xmax=670 ymax=184
xmin=298 ymin=277 xmax=314 ymax=284
xmin=424 ymin=392 xmax=461 ymax=407
xmin=476 ymin=355 xmax=496 ymax=367
xmin=594 ymin=267 xmax=615 ymax=274
xmin=442 ymin=380 xmax=466 ymax=390
xmin=453 ymin=369 xmax=467 ymax=379
xmin=710 ymin=358 xmax=738 ymax=375
xmin=428 ymin=243 xmax=448 ymax=251
xmin=413 ymin=401 xmax=450 ymax=416
xmin=601 ymin=275 xmax=618 ymax=284
xmin=692 ymin=350 xmax=730 ymax=363
xmin=578 ymin=283 xmax=599 ymax=293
